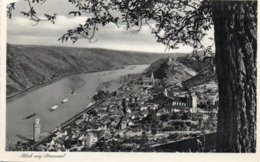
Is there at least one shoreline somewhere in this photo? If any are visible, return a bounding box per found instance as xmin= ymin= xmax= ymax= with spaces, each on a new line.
xmin=6 ymin=64 xmax=145 ymax=103
xmin=6 ymin=64 xmax=148 ymax=145
xmin=7 ymin=72 xmax=81 ymax=103
xmin=6 ymin=66 xmax=125 ymax=103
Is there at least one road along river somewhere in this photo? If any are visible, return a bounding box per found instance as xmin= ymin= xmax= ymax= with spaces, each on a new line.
xmin=6 ymin=64 xmax=149 ymax=144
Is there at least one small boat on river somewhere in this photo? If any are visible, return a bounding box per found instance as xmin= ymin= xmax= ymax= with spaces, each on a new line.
xmin=49 ymin=105 xmax=59 ymax=111
xmin=23 ymin=113 xmax=36 ymax=120
xmin=61 ymin=98 xmax=68 ymax=103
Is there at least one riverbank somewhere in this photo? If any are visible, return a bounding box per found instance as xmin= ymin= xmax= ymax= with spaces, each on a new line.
xmin=6 ymin=65 xmax=149 ymax=144
xmin=7 ymin=66 xmax=127 ymax=103
xmin=7 ymin=44 xmax=177 ymax=97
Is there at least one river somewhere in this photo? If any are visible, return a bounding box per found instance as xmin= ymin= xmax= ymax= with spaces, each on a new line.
xmin=6 ymin=64 xmax=149 ymax=144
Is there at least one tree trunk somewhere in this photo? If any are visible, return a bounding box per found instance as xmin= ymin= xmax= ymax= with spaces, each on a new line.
xmin=212 ymin=0 xmax=257 ymax=152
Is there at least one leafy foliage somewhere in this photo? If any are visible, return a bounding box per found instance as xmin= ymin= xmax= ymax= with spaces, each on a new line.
xmin=59 ymin=0 xmax=214 ymax=49
xmin=7 ymin=3 xmax=15 ymax=19
xmin=7 ymin=0 xmax=214 ymax=52
xmin=9 ymin=0 xmax=57 ymax=25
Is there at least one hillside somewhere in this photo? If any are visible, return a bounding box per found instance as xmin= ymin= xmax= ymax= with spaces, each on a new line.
xmin=145 ymin=55 xmax=217 ymax=89
xmin=7 ymin=44 xmax=188 ymax=97
xmin=177 ymin=55 xmax=217 ymax=89
xmin=177 ymin=55 xmax=215 ymax=74
xmin=145 ymin=57 xmax=197 ymax=86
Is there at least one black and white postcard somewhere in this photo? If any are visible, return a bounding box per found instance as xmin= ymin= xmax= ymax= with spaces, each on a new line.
xmin=0 ymin=0 xmax=259 ymax=161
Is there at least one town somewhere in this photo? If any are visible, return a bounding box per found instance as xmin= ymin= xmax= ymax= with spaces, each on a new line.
xmin=11 ymin=56 xmax=218 ymax=152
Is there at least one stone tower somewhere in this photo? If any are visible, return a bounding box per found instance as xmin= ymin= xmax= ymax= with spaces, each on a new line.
xmin=191 ymin=92 xmax=197 ymax=113
xmin=33 ymin=117 xmax=41 ymax=142
xmin=188 ymin=92 xmax=197 ymax=113
xmin=164 ymin=88 xmax=168 ymax=97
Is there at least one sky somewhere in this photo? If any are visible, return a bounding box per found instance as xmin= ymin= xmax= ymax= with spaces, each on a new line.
xmin=7 ymin=0 xmax=214 ymax=53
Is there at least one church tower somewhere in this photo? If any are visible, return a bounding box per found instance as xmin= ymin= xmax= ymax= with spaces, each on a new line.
xmin=164 ymin=88 xmax=168 ymax=97
xmin=151 ymin=72 xmax=155 ymax=86
xmin=188 ymin=92 xmax=197 ymax=113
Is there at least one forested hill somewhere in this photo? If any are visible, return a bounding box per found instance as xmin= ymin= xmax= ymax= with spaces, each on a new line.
xmin=144 ymin=52 xmax=217 ymax=87
xmin=7 ymin=44 xmax=188 ymax=97
xmin=145 ymin=57 xmax=197 ymax=86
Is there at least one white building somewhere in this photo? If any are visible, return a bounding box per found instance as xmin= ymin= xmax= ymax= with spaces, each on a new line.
xmin=85 ymin=133 xmax=98 ymax=148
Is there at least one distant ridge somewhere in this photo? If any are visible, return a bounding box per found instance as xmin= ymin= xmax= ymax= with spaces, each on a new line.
xmin=11 ymin=44 xmax=185 ymax=55
xmin=7 ymin=44 xmax=189 ymax=97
